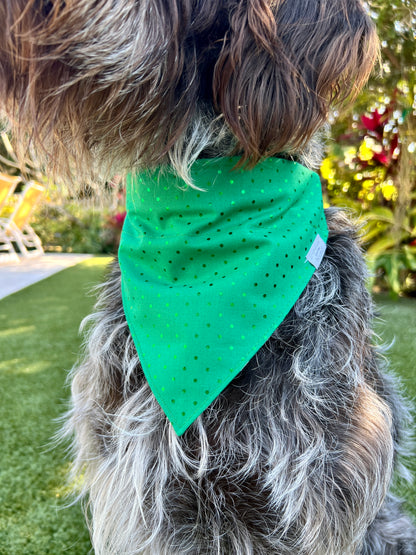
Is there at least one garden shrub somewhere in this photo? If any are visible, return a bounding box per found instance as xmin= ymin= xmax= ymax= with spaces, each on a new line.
xmin=31 ymin=202 xmax=125 ymax=255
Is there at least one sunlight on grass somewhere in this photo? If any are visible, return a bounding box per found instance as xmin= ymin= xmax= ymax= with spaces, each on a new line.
xmin=0 ymin=325 xmax=35 ymax=338
xmin=0 ymin=355 xmax=53 ymax=376
xmin=51 ymin=462 xmax=85 ymax=499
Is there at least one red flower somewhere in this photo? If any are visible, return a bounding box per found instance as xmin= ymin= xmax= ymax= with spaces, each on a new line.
xmin=107 ymin=211 xmax=126 ymax=229
xmin=372 ymin=151 xmax=390 ymax=166
xmin=360 ymin=108 xmax=392 ymax=142
xmin=369 ymin=134 xmax=400 ymax=167
xmin=361 ymin=110 xmax=384 ymax=132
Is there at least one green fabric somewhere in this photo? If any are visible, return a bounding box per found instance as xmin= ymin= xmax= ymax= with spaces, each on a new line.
xmin=119 ymin=157 xmax=328 ymax=435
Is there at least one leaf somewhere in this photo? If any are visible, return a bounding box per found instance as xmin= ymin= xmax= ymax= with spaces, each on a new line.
xmin=363 ymin=206 xmax=395 ymax=223
xmin=371 ymin=252 xmax=404 ymax=296
xmin=330 ymin=197 xmax=362 ymax=213
xmin=388 ymin=253 xmax=407 ymax=296
xmin=366 ymin=236 xmax=398 ymax=256
xmin=403 ymin=246 xmax=416 ymax=271
xmin=361 ymin=221 xmax=389 ymax=243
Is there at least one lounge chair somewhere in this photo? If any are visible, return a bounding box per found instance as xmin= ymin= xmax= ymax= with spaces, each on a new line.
xmin=0 ymin=181 xmax=45 ymax=260
xmin=0 ymin=173 xmax=21 ymax=211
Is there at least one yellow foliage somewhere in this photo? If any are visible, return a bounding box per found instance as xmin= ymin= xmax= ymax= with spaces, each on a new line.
xmin=320 ymin=158 xmax=336 ymax=183
xmin=381 ymin=182 xmax=398 ymax=202
xmin=358 ymin=140 xmax=374 ymax=162
xmin=344 ymin=147 xmax=358 ymax=167
xmin=362 ymin=179 xmax=375 ymax=190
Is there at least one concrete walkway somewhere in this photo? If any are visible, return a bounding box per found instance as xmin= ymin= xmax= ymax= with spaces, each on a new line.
xmin=0 ymin=253 xmax=93 ymax=300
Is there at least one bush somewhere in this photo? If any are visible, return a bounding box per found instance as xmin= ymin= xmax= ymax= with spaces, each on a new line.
xmin=31 ymin=202 xmax=126 ymax=255
xmin=322 ymin=99 xmax=416 ymax=296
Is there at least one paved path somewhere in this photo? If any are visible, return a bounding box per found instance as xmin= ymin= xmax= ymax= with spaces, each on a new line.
xmin=0 ymin=253 xmax=93 ymax=300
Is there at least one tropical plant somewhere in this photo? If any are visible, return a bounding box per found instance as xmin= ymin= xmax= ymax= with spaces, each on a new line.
xmin=321 ymin=1 xmax=416 ymax=295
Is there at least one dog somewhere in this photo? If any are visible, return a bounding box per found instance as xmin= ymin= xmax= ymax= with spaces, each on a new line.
xmin=1 ymin=1 xmax=415 ymax=553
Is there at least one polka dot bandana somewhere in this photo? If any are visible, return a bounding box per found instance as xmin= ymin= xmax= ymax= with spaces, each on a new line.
xmin=119 ymin=157 xmax=328 ymax=435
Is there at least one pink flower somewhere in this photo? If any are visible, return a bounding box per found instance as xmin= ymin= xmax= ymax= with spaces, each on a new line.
xmin=361 ymin=110 xmax=384 ymax=132
xmin=107 ymin=211 xmax=126 ymax=230
xmin=114 ymin=211 xmax=126 ymax=227
xmin=371 ymin=151 xmax=389 ymax=166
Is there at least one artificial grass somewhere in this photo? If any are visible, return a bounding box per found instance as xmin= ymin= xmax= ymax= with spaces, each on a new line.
xmin=0 ymin=260 xmax=414 ymax=554
xmin=374 ymin=294 xmax=416 ymax=392
xmin=374 ymin=294 xmax=416 ymax=519
xmin=0 ymin=257 xmax=112 ymax=555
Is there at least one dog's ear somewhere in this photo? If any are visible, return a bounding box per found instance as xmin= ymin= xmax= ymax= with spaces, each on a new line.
xmin=213 ymin=0 xmax=379 ymax=166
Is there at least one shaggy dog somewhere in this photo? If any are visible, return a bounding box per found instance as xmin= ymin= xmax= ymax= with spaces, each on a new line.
xmin=1 ymin=1 xmax=415 ymax=553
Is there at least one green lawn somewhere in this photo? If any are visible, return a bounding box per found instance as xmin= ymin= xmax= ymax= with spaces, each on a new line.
xmin=374 ymin=294 xmax=416 ymax=518
xmin=0 ymin=257 xmax=112 ymax=555
xmin=0 ymin=259 xmax=414 ymax=554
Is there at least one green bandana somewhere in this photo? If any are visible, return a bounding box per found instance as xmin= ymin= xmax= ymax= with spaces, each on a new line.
xmin=119 ymin=157 xmax=328 ymax=435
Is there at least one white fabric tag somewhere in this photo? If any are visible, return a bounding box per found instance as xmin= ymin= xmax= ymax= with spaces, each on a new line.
xmin=306 ymin=234 xmax=327 ymax=269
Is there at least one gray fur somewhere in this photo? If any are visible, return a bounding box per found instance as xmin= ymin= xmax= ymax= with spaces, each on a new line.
xmin=2 ymin=1 xmax=412 ymax=551
xmin=61 ymin=208 xmax=416 ymax=554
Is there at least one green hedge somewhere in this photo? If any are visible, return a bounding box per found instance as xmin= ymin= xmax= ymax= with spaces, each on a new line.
xmin=31 ymin=202 xmax=125 ymax=255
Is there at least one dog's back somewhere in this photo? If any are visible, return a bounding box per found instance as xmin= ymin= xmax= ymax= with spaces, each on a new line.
xmin=65 ymin=209 xmax=415 ymax=554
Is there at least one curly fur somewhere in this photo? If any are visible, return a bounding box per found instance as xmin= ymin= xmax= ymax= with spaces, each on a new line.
xmin=2 ymin=1 xmax=415 ymax=553
xmin=62 ymin=209 xmax=416 ymax=554
xmin=0 ymin=0 xmax=378 ymax=186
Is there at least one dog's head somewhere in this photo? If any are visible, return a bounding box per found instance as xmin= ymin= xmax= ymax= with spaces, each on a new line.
xmin=0 ymin=0 xmax=378 ymax=184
